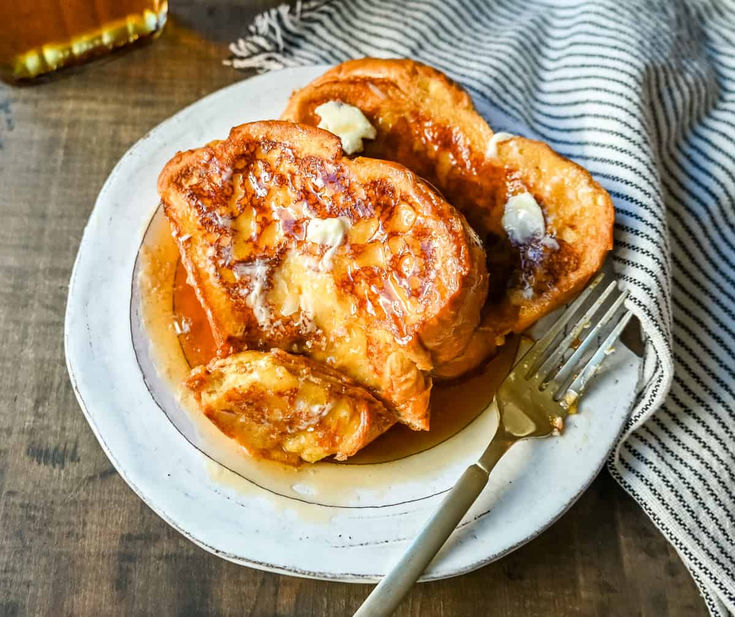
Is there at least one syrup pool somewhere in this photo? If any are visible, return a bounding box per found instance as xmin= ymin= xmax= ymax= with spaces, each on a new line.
xmin=140 ymin=206 xmax=518 ymax=466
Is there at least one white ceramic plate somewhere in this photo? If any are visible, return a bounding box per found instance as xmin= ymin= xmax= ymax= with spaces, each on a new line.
xmin=65 ymin=66 xmax=641 ymax=582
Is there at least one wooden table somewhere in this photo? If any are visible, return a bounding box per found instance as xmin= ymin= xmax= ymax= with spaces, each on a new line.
xmin=0 ymin=2 xmax=707 ymax=615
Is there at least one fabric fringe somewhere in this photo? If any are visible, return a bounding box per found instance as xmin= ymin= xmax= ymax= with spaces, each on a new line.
xmin=224 ymin=1 xmax=735 ymax=612
xmin=226 ymin=1 xmax=325 ymax=72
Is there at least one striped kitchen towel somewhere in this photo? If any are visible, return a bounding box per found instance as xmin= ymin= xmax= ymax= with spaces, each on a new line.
xmin=228 ymin=1 xmax=735 ymax=614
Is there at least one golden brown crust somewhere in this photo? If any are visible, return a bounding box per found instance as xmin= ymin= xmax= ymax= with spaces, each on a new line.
xmin=283 ymin=58 xmax=614 ymax=379
xmin=283 ymin=59 xmax=503 ymax=235
xmin=186 ymin=349 xmax=395 ymax=465
xmin=159 ymin=120 xmax=488 ymax=429
xmin=494 ymin=137 xmax=614 ymax=332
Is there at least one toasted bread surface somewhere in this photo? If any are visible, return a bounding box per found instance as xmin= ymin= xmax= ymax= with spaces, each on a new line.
xmin=159 ymin=120 xmax=487 ymax=428
xmin=283 ymin=58 xmax=504 ymax=234
xmin=283 ymin=58 xmax=614 ymax=377
xmin=186 ymin=349 xmax=395 ymax=464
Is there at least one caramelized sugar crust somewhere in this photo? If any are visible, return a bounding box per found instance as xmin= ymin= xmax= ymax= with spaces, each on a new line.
xmin=186 ymin=349 xmax=395 ymax=465
xmin=158 ymin=121 xmax=488 ymax=429
xmin=283 ymin=58 xmax=614 ymax=377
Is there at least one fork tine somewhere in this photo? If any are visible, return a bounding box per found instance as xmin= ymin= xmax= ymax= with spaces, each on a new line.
xmin=532 ymin=279 xmax=619 ymax=382
xmin=518 ymin=271 xmax=606 ymax=374
xmin=543 ymin=287 xmax=629 ymax=388
xmin=553 ymin=308 xmax=634 ymax=408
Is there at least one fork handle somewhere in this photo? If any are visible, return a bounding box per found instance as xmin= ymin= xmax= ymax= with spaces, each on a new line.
xmin=353 ymin=463 xmax=492 ymax=617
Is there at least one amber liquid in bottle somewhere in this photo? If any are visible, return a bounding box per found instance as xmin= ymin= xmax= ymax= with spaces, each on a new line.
xmin=0 ymin=0 xmax=167 ymax=82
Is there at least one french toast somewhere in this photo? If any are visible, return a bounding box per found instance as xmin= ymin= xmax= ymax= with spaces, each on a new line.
xmin=283 ymin=58 xmax=615 ymax=377
xmin=185 ymin=349 xmax=394 ymax=465
xmin=158 ymin=120 xmax=488 ymax=430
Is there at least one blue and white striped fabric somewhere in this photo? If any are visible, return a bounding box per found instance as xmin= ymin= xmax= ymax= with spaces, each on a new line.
xmin=228 ymin=1 xmax=735 ymax=613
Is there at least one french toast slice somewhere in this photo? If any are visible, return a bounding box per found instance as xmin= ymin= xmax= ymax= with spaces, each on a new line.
xmin=283 ymin=58 xmax=615 ymax=377
xmin=158 ymin=120 xmax=488 ymax=429
xmin=186 ymin=349 xmax=395 ymax=465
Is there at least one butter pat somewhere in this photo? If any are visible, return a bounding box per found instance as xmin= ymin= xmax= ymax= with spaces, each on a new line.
xmin=315 ymin=101 xmax=377 ymax=155
xmin=487 ymin=131 xmax=515 ymax=158
xmin=233 ymin=259 xmax=272 ymax=325
xmin=502 ymin=192 xmax=546 ymax=244
xmin=306 ymin=217 xmax=350 ymax=269
xmin=306 ymin=217 xmax=350 ymax=246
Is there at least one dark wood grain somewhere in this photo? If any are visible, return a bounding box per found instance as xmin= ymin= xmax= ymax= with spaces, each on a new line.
xmin=0 ymin=2 xmax=706 ymax=615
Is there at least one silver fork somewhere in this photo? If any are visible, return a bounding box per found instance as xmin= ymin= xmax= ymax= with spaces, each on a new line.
xmin=354 ymin=272 xmax=633 ymax=617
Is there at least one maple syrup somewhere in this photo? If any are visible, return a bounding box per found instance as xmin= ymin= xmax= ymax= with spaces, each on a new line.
xmin=139 ymin=206 xmax=518 ymax=465
xmin=0 ymin=0 xmax=167 ymax=82
xmin=172 ymin=259 xmax=217 ymax=368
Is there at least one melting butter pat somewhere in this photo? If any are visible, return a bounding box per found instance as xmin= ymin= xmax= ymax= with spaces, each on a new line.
xmin=501 ymin=192 xmax=546 ymax=244
xmin=306 ymin=217 xmax=351 ymax=270
xmin=306 ymin=217 xmax=350 ymax=247
xmin=315 ymin=101 xmax=377 ymax=155
xmin=233 ymin=259 xmax=272 ymax=325
xmin=487 ymin=131 xmax=515 ymax=158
